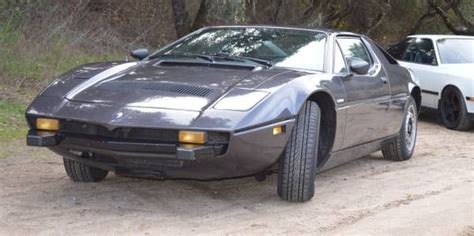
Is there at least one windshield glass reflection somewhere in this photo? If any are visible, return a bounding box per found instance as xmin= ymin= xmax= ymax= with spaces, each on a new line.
xmin=154 ymin=27 xmax=327 ymax=71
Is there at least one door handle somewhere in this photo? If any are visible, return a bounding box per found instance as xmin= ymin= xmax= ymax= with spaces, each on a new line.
xmin=380 ymin=77 xmax=388 ymax=84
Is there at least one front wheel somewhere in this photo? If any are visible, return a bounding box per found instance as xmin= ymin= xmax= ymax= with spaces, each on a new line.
xmin=63 ymin=158 xmax=108 ymax=182
xmin=439 ymin=86 xmax=473 ymax=130
xmin=278 ymin=101 xmax=320 ymax=202
xmin=382 ymin=97 xmax=417 ymax=161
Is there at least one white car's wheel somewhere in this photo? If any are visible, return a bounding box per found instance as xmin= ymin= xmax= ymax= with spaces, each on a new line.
xmin=439 ymin=86 xmax=473 ymax=131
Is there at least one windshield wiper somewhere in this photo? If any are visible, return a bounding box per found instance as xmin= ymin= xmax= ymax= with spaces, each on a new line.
xmin=153 ymin=51 xmax=214 ymax=62
xmin=213 ymin=52 xmax=273 ymax=68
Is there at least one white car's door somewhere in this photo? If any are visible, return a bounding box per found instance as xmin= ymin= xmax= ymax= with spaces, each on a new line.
xmin=399 ymin=62 xmax=441 ymax=109
xmin=389 ymin=37 xmax=442 ymax=109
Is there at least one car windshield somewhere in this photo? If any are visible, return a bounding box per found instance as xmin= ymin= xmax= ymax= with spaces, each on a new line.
xmin=152 ymin=27 xmax=327 ymax=71
xmin=437 ymin=38 xmax=474 ymax=64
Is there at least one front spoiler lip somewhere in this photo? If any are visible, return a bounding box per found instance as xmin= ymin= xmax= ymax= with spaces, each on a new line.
xmin=27 ymin=131 xmax=59 ymax=146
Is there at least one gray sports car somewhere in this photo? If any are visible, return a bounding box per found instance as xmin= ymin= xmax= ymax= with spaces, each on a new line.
xmin=26 ymin=26 xmax=421 ymax=202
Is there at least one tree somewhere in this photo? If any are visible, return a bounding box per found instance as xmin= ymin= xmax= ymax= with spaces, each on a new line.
xmin=411 ymin=0 xmax=474 ymax=35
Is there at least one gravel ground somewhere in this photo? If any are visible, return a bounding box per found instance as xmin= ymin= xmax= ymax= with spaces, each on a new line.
xmin=0 ymin=113 xmax=472 ymax=235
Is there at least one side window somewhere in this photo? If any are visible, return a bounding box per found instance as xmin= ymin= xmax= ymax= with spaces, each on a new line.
xmin=415 ymin=38 xmax=437 ymax=65
xmin=387 ymin=38 xmax=411 ymax=59
xmin=334 ymin=43 xmax=348 ymax=73
xmin=401 ymin=38 xmax=417 ymax=62
xmin=337 ymin=37 xmax=373 ymax=67
xmin=401 ymin=38 xmax=437 ymax=65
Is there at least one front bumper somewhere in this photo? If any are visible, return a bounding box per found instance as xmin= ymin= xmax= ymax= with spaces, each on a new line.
xmin=27 ymin=119 xmax=294 ymax=180
xmin=28 ymin=130 xmax=216 ymax=161
xmin=466 ymin=97 xmax=474 ymax=114
xmin=466 ymin=97 xmax=474 ymax=121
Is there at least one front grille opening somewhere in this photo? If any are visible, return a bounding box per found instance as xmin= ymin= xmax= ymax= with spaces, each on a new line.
xmin=58 ymin=120 xmax=230 ymax=146
xmin=59 ymin=120 xmax=179 ymax=143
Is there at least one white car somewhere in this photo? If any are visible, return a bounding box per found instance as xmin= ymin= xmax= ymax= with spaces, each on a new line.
xmin=388 ymin=35 xmax=474 ymax=130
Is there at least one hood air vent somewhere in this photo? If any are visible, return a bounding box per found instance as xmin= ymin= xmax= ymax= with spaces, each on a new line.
xmin=98 ymin=80 xmax=215 ymax=97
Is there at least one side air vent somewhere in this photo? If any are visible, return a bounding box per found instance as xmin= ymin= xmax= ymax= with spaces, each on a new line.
xmin=99 ymin=80 xmax=215 ymax=97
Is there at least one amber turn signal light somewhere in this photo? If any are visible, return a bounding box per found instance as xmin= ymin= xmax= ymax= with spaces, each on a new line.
xmin=36 ymin=118 xmax=59 ymax=131
xmin=179 ymin=130 xmax=205 ymax=144
xmin=272 ymin=125 xmax=285 ymax=135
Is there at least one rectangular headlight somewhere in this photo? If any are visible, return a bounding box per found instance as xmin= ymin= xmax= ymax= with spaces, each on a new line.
xmin=213 ymin=90 xmax=268 ymax=111
xmin=179 ymin=130 xmax=205 ymax=144
xmin=36 ymin=118 xmax=59 ymax=131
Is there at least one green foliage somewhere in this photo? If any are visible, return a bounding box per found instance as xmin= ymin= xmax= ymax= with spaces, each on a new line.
xmin=0 ymin=26 xmax=120 ymax=86
xmin=0 ymin=100 xmax=26 ymax=143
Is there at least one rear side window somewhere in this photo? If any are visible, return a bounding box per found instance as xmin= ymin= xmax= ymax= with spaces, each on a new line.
xmin=337 ymin=37 xmax=373 ymax=66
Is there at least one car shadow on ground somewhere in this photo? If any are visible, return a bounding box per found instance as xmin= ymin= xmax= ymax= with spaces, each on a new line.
xmin=418 ymin=110 xmax=441 ymax=125
xmin=11 ymin=152 xmax=395 ymax=221
xmin=418 ymin=109 xmax=474 ymax=133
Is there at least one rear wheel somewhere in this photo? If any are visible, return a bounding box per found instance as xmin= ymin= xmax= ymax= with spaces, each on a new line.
xmin=63 ymin=158 xmax=108 ymax=182
xmin=382 ymin=97 xmax=417 ymax=161
xmin=439 ymin=86 xmax=472 ymax=130
xmin=278 ymin=100 xmax=320 ymax=202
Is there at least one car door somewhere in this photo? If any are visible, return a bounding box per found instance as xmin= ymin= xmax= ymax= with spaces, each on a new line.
xmin=391 ymin=37 xmax=440 ymax=109
xmin=336 ymin=36 xmax=392 ymax=148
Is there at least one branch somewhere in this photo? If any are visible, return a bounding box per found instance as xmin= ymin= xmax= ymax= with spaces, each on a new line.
xmin=410 ymin=9 xmax=436 ymax=35
xmin=172 ymin=0 xmax=190 ymax=38
xmin=244 ymin=0 xmax=259 ymax=24
xmin=411 ymin=0 xmax=473 ymax=35
xmin=445 ymin=0 xmax=473 ymax=28
xmin=428 ymin=0 xmax=470 ymax=34
xmin=191 ymin=0 xmax=207 ymax=31
xmin=271 ymin=0 xmax=283 ymax=24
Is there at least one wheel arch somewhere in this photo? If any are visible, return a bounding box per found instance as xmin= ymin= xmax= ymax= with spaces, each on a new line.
xmin=410 ymin=85 xmax=422 ymax=114
xmin=306 ymin=91 xmax=337 ymax=166
xmin=438 ymin=84 xmax=463 ymax=107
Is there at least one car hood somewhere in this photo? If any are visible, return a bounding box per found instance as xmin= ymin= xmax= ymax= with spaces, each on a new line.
xmin=65 ymin=61 xmax=287 ymax=111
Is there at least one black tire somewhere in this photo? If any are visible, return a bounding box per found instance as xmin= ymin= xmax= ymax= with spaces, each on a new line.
xmin=278 ymin=100 xmax=320 ymax=202
xmin=382 ymin=97 xmax=417 ymax=161
xmin=63 ymin=158 xmax=108 ymax=182
xmin=439 ymin=86 xmax=473 ymax=131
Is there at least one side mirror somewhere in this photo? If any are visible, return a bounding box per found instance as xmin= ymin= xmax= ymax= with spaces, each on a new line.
xmin=348 ymin=58 xmax=370 ymax=75
xmin=130 ymin=48 xmax=149 ymax=60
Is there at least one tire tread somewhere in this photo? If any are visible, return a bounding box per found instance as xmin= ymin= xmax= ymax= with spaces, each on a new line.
xmin=278 ymin=101 xmax=320 ymax=202
xmin=382 ymin=97 xmax=417 ymax=161
xmin=63 ymin=158 xmax=108 ymax=182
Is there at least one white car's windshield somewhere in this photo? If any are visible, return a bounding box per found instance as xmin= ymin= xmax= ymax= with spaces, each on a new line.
xmin=153 ymin=27 xmax=327 ymax=71
xmin=437 ymin=38 xmax=474 ymax=64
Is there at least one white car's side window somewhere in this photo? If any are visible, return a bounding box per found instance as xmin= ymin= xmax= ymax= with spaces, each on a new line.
xmin=402 ymin=38 xmax=438 ymax=66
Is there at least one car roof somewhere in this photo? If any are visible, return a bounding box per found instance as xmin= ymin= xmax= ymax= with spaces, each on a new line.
xmin=204 ymin=25 xmax=360 ymax=37
xmin=408 ymin=34 xmax=474 ymax=40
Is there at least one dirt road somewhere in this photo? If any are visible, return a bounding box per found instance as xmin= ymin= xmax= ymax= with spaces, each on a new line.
xmin=0 ymin=114 xmax=473 ymax=235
